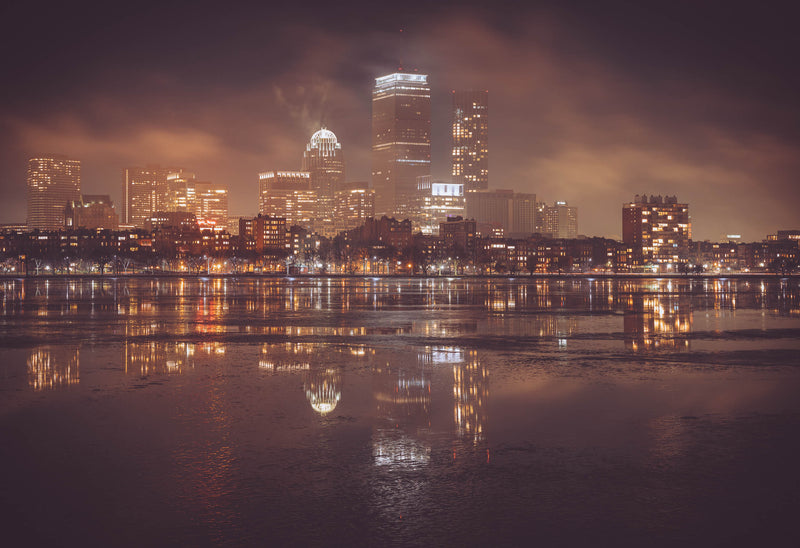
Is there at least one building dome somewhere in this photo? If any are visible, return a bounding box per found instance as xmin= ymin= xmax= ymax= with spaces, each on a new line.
xmin=307 ymin=128 xmax=341 ymax=155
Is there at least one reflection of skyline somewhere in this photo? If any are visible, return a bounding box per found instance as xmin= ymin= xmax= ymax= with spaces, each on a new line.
xmin=2 ymin=278 xmax=799 ymax=324
xmin=454 ymin=350 xmax=488 ymax=446
xmin=623 ymin=293 xmax=692 ymax=352
xmin=27 ymin=346 xmax=80 ymax=390
xmin=5 ymin=278 xmax=798 ymax=399
xmin=124 ymin=340 xmax=225 ymax=376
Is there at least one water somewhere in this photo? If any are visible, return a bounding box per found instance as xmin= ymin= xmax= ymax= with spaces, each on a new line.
xmin=1 ymin=276 xmax=799 ymax=546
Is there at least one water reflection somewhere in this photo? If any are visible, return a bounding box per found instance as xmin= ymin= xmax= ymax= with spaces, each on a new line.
xmin=454 ymin=350 xmax=488 ymax=445
xmin=2 ymin=276 xmax=798 ymax=396
xmin=123 ymin=341 xmax=226 ymax=376
xmin=373 ymin=349 xmax=433 ymax=468
xmin=27 ymin=346 xmax=80 ymax=390
xmin=623 ymin=293 xmax=692 ymax=352
xmin=3 ymin=276 xmax=800 ymax=546
xmin=304 ymin=367 xmax=342 ymax=415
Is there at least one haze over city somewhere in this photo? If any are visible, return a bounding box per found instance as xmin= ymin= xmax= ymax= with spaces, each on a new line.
xmin=1 ymin=0 xmax=798 ymax=241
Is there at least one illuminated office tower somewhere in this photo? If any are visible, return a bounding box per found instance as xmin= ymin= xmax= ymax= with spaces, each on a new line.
xmin=623 ymin=194 xmax=690 ymax=269
xmin=121 ymin=165 xmax=182 ymax=228
xmin=334 ymin=182 xmax=375 ymax=233
xmin=164 ymin=171 xmax=197 ymax=212
xmin=258 ymin=171 xmax=316 ymax=229
xmin=303 ymin=128 xmax=345 ymax=236
xmin=162 ymin=172 xmax=228 ymax=227
xmin=416 ymin=176 xmax=465 ymax=235
xmin=372 ymin=72 xmax=431 ymax=218
xmin=543 ymin=200 xmax=578 ymax=239
xmin=194 ymin=182 xmax=229 ymax=227
xmin=452 ymin=90 xmax=488 ymax=191
xmin=27 ymin=155 xmax=81 ymax=230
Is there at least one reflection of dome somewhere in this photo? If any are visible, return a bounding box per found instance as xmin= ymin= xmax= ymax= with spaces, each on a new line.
xmin=304 ymin=368 xmax=342 ymax=415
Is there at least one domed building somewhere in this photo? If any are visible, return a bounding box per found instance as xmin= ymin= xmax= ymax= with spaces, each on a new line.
xmin=302 ymin=128 xmax=345 ymax=236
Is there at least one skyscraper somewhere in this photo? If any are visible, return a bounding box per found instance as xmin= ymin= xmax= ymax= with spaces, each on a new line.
xmin=415 ymin=176 xmax=465 ymax=235
xmin=334 ymin=182 xmax=375 ymax=233
xmin=372 ymin=72 xmax=431 ymax=218
xmin=27 ymin=155 xmax=81 ymax=230
xmin=465 ymin=190 xmax=536 ymax=237
xmin=258 ymin=171 xmax=316 ymax=228
xmin=122 ymin=165 xmax=182 ymax=228
xmin=543 ymin=201 xmax=578 ymax=239
xmin=623 ymin=194 xmax=691 ymax=270
xmin=302 ymin=128 xmax=345 ymax=236
xmin=162 ymin=171 xmax=229 ymax=227
xmin=452 ymin=90 xmax=488 ymax=191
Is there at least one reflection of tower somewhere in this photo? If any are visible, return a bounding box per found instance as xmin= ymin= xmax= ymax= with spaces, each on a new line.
xmin=304 ymin=367 xmax=342 ymax=415
xmin=453 ymin=350 xmax=488 ymax=444
xmin=623 ymin=288 xmax=692 ymax=351
xmin=372 ymin=353 xmax=432 ymax=467
xmin=27 ymin=346 xmax=80 ymax=390
xmin=124 ymin=341 xmax=196 ymax=375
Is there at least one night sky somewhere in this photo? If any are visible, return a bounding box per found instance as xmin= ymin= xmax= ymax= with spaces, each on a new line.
xmin=1 ymin=0 xmax=797 ymax=241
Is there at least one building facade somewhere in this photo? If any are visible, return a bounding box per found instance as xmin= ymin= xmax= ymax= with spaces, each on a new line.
xmin=121 ymin=166 xmax=182 ymax=228
xmin=466 ymin=190 xmax=536 ymax=237
xmin=162 ymin=172 xmax=228 ymax=227
xmin=543 ymin=201 xmax=578 ymax=239
xmin=452 ymin=90 xmax=488 ymax=191
xmin=64 ymin=195 xmax=119 ymax=230
xmin=623 ymin=194 xmax=691 ymax=269
xmin=258 ymin=171 xmax=316 ymax=229
xmin=240 ymin=215 xmax=288 ymax=254
xmin=372 ymin=72 xmax=431 ymax=218
xmin=334 ymin=182 xmax=375 ymax=234
xmin=303 ymin=128 xmax=345 ymax=236
xmin=27 ymin=155 xmax=81 ymax=230
xmin=416 ymin=176 xmax=465 ymax=235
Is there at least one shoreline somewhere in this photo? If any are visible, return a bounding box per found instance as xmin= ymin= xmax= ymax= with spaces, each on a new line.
xmin=1 ymin=272 xmax=798 ymax=280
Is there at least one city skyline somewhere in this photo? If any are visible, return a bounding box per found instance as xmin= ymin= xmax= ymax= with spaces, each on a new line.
xmin=1 ymin=1 xmax=798 ymax=241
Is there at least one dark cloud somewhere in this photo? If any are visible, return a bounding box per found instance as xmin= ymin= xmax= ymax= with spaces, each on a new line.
xmin=1 ymin=0 xmax=797 ymax=240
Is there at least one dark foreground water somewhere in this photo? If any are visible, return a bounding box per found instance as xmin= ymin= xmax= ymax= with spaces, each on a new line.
xmin=1 ymin=276 xmax=799 ymax=546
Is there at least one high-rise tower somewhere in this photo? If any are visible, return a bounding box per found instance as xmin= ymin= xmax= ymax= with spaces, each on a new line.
xmin=122 ymin=165 xmax=182 ymax=228
xmin=26 ymin=155 xmax=81 ymax=230
xmin=372 ymin=72 xmax=431 ymax=218
xmin=623 ymin=194 xmax=691 ymax=270
xmin=303 ymin=128 xmax=345 ymax=236
xmin=452 ymin=90 xmax=488 ymax=191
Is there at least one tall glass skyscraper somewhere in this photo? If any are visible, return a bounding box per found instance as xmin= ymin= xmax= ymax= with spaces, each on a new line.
xmin=27 ymin=155 xmax=81 ymax=230
xmin=452 ymin=90 xmax=488 ymax=191
xmin=372 ymin=72 xmax=431 ymax=218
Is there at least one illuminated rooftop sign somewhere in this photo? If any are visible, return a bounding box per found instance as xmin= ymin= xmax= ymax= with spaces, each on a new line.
xmin=431 ymin=183 xmax=464 ymax=197
xmin=375 ymin=73 xmax=428 ymax=86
